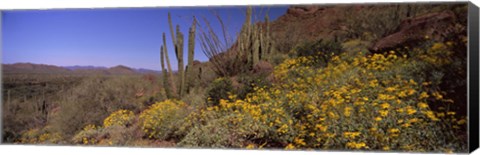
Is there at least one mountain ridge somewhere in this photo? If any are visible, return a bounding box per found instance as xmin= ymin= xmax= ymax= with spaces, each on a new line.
xmin=2 ymin=63 xmax=161 ymax=75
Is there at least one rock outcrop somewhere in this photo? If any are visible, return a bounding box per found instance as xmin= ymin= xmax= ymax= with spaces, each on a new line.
xmin=369 ymin=11 xmax=464 ymax=53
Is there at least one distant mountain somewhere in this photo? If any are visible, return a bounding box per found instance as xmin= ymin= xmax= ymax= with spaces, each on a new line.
xmin=3 ymin=63 xmax=70 ymax=74
xmin=64 ymin=65 xmax=107 ymax=71
xmin=107 ymin=65 xmax=136 ymax=75
xmin=135 ymin=68 xmax=161 ymax=74
xmin=2 ymin=63 xmax=160 ymax=75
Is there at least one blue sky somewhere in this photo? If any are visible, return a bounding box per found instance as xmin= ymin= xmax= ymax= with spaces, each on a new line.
xmin=1 ymin=6 xmax=288 ymax=70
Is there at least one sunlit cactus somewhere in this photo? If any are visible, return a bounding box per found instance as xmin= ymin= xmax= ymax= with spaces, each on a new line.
xmin=160 ymin=45 xmax=172 ymax=99
xmin=176 ymin=25 xmax=186 ymax=97
xmin=162 ymin=32 xmax=178 ymax=99
xmin=186 ymin=17 xmax=197 ymax=93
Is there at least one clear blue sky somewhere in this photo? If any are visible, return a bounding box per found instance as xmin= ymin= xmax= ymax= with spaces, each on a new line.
xmin=1 ymin=5 xmax=288 ymax=70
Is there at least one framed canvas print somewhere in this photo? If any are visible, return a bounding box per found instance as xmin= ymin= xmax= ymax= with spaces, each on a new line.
xmin=1 ymin=0 xmax=479 ymax=154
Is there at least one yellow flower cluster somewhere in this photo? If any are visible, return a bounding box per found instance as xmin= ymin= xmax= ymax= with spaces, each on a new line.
xmin=103 ymin=110 xmax=135 ymax=127
xmin=139 ymin=99 xmax=188 ymax=140
xmin=183 ymin=42 xmax=465 ymax=152
xmin=18 ymin=127 xmax=63 ymax=144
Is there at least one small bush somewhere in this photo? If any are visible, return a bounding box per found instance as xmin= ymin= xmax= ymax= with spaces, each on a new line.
xmin=178 ymin=99 xmax=270 ymax=148
xmin=50 ymin=76 xmax=150 ymax=137
xmin=181 ymin=87 xmax=207 ymax=109
xmin=205 ymin=78 xmax=233 ymax=106
xmin=103 ymin=110 xmax=135 ymax=128
xmin=72 ymin=124 xmax=102 ymax=145
xmin=139 ymin=100 xmax=189 ymax=141
xmin=235 ymin=73 xmax=272 ymax=100
xmin=73 ymin=112 xmax=144 ymax=146
xmin=17 ymin=126 xmax=63 ymax=144
xmin=294 ymin=39 xmax=343 ymax=67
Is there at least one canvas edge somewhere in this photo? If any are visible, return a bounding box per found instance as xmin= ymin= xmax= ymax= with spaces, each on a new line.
xmin=468 ymin=1 xmax=479 ymax=153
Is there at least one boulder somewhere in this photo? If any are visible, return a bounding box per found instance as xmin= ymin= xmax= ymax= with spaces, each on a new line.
xmin=253 ymin=60 xmax=273 ymax=75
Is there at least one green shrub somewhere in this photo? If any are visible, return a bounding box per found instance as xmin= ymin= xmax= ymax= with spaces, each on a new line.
xmin=294 ymin=39 xmax=343 ymax=67
xmin=206 ymin=77 xmax=233 ymax=106
xmin=72 ymin=124 xmax=102 ymax=145
xmin=178 ymin=114 xmax=269 ymax=148
xmin=178 ymin=99 xmax=270 ymax=148
xmin=235 ymin=74 xmax=272 ymax=100
xmin=18 ymin=127 xmax=62 ymax=144
xmin=181 ymin=87 xmax=207 ymax=109
xmin=50 ymin=76 xmax=151 ymax=137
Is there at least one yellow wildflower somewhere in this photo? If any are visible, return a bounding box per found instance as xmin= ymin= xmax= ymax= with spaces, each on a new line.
xmin=380 ymin=103 xmax=390 ymax=109
xmin=419 ymin=92 xmax=429 ymax=99
xmin=417 ymin=102 xmax=429 ymax=109
xmin=346 ymin=142 xmax=368 ymax=149
xmin=285 ymin=143 xmax=295 ymax=150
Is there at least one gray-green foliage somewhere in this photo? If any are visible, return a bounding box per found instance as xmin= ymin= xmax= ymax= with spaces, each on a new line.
xmin=178 ymin=114 xmax=268 ymax=148
xmin=50 ymin=76 xmax=149 ymax=137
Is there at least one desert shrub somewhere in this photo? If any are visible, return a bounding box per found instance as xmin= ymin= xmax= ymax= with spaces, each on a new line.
xmin=270 ymin=53 xmax=290 ymax=66
xmin=2 ymin=98 xmax=45 ymax=143
xmin=18 ymin=126 xmax=63 ymax=144
xmin=50 ymin=76 xmax=150 ymax=137
xmin=188 ymin=62 xmax=218 ymax=89
xmin=72 ymin=124 xmax=102 ymax=145
xmin=181 ymin=87 xmax=207 ymax=109
xmin=234 ymin=73 xmax=272 ymax=100
xmin=205 ymin=77 xmax=233 ymax=106
xmin=293 ymin=39 xmax=343 ymax=67
xmin=139 ymin=100 xmax=189 ymax=141
xmin=178 ymin=99 xmax=270 ymax=148
xmin=343 ymin=4 xmax=410 ymax=41
xmin=73 ymin=110 xmax=145 ymax=146
xmin=341 ymin=39 xmax=370 ymax=57
xmin=103 ymin=110 xmax=135 ymax=128
xmin=178 ymin=41 xmax=466 ymax=152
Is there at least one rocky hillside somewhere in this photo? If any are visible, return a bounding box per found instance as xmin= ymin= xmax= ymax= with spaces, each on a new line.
xmin=268 ymin=3 xmax=467 ymax=53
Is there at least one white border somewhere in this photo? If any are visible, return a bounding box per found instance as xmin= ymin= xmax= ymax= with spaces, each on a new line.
xmin=0 ymin=0 xmax=478 ymax=155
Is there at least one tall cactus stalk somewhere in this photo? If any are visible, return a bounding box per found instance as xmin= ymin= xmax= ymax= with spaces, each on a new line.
xmin=252 ymin=25 xmax=260 ymax=66
xmin=176 ymin=25 xmax=186 ymax=97
xmin=168 ymin=12 xmax=176 ymax=46
xmin=265 ymin=14 xmax=274 ymax=61
xmin=162 ymin=33 xmax=178 ymax=99
xmin=160 ymin=45 xmax=172 ymax=99
xmin=244 ymin=7 xmax=252 ymax=67
xmin=237 ymin=6 xmax=274 ymax=69
xmin=186 ymin=17 xmax=197 ymax=93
